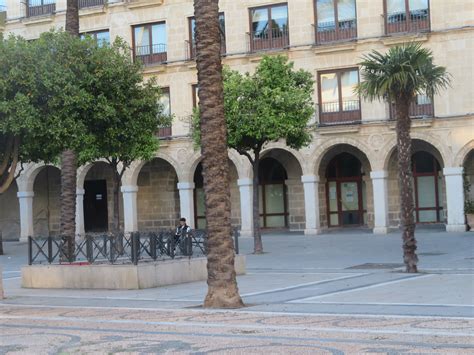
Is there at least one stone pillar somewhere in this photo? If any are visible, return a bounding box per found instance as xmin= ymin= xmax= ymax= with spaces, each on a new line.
xmin=301 ymin=175 xmax=321 ymax=235
xmin=177 ymin=182 xmax=195 ymax=228
xmin=370 ymin=170 xmax=390 ymax=234
xmin=444 ymin=167 xmax=466 ymax=232
xmin=17 ymin=191 xmax=34 ymax=242
xmin=238 ymin=178 xmax=253 ymax=237
xmin=75 ymin=188 xmax=85 ymax=237
xmin=121 ymin=185 xmax=138 ymax=233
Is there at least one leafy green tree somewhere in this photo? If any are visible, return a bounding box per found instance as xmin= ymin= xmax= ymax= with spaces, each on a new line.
xmin=194 ymin=55 xmax=314 ymax=254
xmin=357 ymin=43 xmax=450 ymax=273
xmin=77 ymin=37 xmax=165 ymax=233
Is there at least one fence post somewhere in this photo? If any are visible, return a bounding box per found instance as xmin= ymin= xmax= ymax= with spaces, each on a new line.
xmin=131 ymin=232 xmax=139 ymax=265
xmin=169 ymin=232 xmax=175 ymax=259
xmin=28 ymin=236 xmax=32 ymax=265
xmin=234 ymin=229 xmax=240 ymax=255
xmin=109 ymin=234 xmax=115 ymax=263
xmin=86 ymin=235 xmax=93 ymax=263
xmin=150 ymin=233 xmax=157 ymax=261
xmin=48 ymin=236 xmax=53 ymax=264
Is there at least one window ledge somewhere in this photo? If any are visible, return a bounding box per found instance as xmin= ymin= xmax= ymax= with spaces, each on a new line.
xmin=22 ymin=15 xmax=54 ymax=26
xmin=313 ymin=41 xmax=357 ymax=54
xmin=381 ymin=33 xmax=429 ymax=46
xmin=142 ymin=65 xmax=166 ymax=75
xmin=79 ymin=6 xmax=106 ymax=17
xmin=127 ymin=0 xmax=163 ymax=9
xmin=388 ymin=117 xmax=434 ymax=129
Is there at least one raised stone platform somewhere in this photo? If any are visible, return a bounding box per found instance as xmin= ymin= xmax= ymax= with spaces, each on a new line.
xmin=21 ymin=255 xmax=246 ymax=290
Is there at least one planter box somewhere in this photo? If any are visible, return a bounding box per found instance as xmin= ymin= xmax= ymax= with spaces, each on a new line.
xmin=21 ymin=255 xmax=246 ymax=290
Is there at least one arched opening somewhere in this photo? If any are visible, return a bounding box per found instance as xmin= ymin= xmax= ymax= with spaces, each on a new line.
xmin=193 ymin=160 xmax=241 ymax=229
xmin=136 ymin=158 xmax=179 ymax=231
xmin=259 ymin=157 xmax=289 ymax=228
xmin=325 ymin=153 xmax=366 ymax=227
xmin=33 ymin=166 xmax=61 ymax=236
xmin=83 ymin=162 xmax=121 ymax=233
xmin=463 ymin=149 xmax=474 ymax=211
xmin=0 ymin=180 xmax=20 ymax=240
xmin=412 ymin=151 xmax=443 ymax=223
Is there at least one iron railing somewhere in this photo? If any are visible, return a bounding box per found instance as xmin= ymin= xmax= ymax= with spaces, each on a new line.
xmin=247 ymin=27 xmax=289 ymax=53
xmin=318 ymin=100 xmax=361 ymax=125
xmin=185 ymin=38 xmax=226 ymax=61
xmin=389 ymin=100 xmax=434 ymax=119
xmin=28 ymin=228 xmax=240 ymax=265
xmin=385 ymin=10 xmax=430 ymax=34
xmin=79 ymin=0 xmax=106 ymax=9
xmin=134 ymin=44 xmax=167 ymax=66
xmin=27 ymin=0 xmax=56 ymax=17
xmin=157 ymin=126 xmax=172 ymax=138
xmin=314 ymin=19 xmax=357 ymax=44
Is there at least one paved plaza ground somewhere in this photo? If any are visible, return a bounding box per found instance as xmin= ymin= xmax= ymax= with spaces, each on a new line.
xmin=1 ymin=229 xmax=473 ymax=353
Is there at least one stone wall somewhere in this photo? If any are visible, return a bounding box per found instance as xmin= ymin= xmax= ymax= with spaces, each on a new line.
xmin=286 ymin=179 xmax=305 ymax=231
xmin=0 ymin=181 xmax=19 ymax=241
xmin=33 ymin=167 xmax=61 ymax=236
xmin=229 ymin=164 xmax=241 ymax=228
xmin=137 ymin=159 xmax=180 ymax=231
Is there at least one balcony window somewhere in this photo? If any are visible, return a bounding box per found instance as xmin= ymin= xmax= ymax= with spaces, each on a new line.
xmin=385 ymin=0 xmax=430 ymax=34
xmin=27 ymin=0 xmax=56 ymax=18
xmin=249 ymin=4 xmax=289 ymax=52
xmin=158 ymin=87 xmax=172 ymax=138
xmin=79 ymin=0 xmax=105 ymax=9
xmin=80 ymin=30 xmax=110 ymax=46
xmin=390 ymin=93 xmax=434 ymax=119
xmin=133 ymin=22 xmax=167 ymax=66
xmin=318 ymin=69 xmax=360 ymax=125
xmin=315 ymin=0 xmax=357 ymax=44
xmin=188 ymin=13 xmax=226 ymax=60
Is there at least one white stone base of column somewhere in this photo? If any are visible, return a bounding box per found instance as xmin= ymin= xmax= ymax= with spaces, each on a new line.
xmin=373 ymin=226 xmax=390 ymax=234
xmin=446 ymin=224 xmax=467 ymax=233
xmin=304 ymin=228 xmax=321 ymax=236
xmin=239 ymin=229 xmax=254 ymax=238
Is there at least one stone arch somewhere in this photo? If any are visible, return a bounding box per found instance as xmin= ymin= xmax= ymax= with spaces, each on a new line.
xmin=260 ymin=142 xmax=307 ymax=177
xmin=454 ymin=140 xmax=474 ymax=167
xmin=77 ymin=159 xmax=110 ymax=189
xmin=17 ymin=162 xmax=61 ymax=192
xmin=382 ymin=132 xmax=449 ymax=171
xmin=311 ymin=137 xmax=375 ymax=175
xmin=32 ymin=165 xmax=61 ymax=236
xmin=122 ymin=152 xmax=182 ymax=186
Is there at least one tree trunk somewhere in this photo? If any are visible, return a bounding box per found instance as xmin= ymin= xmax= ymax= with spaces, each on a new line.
xmin=395 ymin=98 xmax=418 ymax=273
xmin=194 ymin=0 xmax=243 ymax=308
xmin=60 ymin=149 xmax=77 ymax=261
xmin=110 ymin=163 xmax=121 ymax=233
xmin=252 ymin=153 xmax=263 ymax=254
xmin=60 ymin=0 xmax=80 ymax=260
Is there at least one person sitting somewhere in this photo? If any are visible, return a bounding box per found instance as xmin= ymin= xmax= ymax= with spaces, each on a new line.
xmin=174 ymin=217 xmax=191 ymax=245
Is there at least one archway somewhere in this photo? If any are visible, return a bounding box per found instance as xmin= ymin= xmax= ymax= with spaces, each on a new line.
xmin=193 ymin=160 xmax=241 ymax=229
xmin=32 ymin=166 xmax=61 ymax=236
xmin=136 ymin=158 xmax=179 ymax=231
xmin=463 ymin=150 xmax=474 ymax=208
xmin=0 ymin=180 xmax=20 ymax=240
xmin=317 ymin=144 xmax=372 ymax=229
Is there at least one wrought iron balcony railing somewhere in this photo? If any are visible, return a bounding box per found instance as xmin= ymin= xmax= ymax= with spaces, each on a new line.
xmin=314 ymin=19 xmax=357 ymax=44
xmin=385 ymin=10 xmax=430 ymax=35
xmin=27 ymin=0 xmax=56 ymax=18
xmin=318 ymin=100 xmax=361 ymax=125
xmin=185 ymin=39 xmax=226 ymax=61
xmin=247 ymin=27 xmax=289 ymax=53
xmin=133 ymin=44 xmax=167 ymax=66
xmin=79 ymin=0 xmax=106 ymax=9
xmin=389 ymin=100 xmax=434 ymax=119
xmin=157 ymin=126 xmax=172 ymax=138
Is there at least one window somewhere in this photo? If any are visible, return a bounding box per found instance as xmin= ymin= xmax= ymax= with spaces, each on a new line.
xmin=385 ymin=0 xmax=430 ymax=34
xmin=80 ymin=30 xmax=110 ymax=46
xmin=133 ymin=22 xmax=167 ymax=66
xmin=157 ymin=87 xmax=172 ymax=138
xmin=318 ymin=68 xmax=360 ymax=125
xmin=249 ymin=3 xmax=289 ymax=52
xmin=188 ymin=13 xmax=226 ymax=60
xmin=315 ymin=0 xmax=357 ymax=44
xmin=78 ymin=0 xmax=105 ymax=9
xmin=27 ymin=0 xmax=56 ymax=18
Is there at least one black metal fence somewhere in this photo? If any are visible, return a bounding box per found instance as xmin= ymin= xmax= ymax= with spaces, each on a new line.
xmin=28 ymin=228 xmax=240 ymax=265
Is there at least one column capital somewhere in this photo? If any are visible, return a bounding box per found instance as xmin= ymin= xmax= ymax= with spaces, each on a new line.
xmin=443 ymin=167 xmax=464 ymax=176
xmin=76 ymin=188 xmax=85 ymax=196
xmin=301 ymin=174 xmax=320 ymax=184
xmin=370 ymin=170 xmax=389 ymax=179
xmin=237 ymin=178 xmax=253 ymax=187
xmin=121 ymin=185 xmax=139 ymax=193
xmin=177 ymin=182 xmax=195 ymax=190
xmin=17 ymin=191 xmax=34 ymax=199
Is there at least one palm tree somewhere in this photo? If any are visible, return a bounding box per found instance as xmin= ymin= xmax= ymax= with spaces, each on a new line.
xmin=61 ymin=0 xmax=80 ymax=260
xmin=193 ymin=0 xmax=244 ymax=308
xmin=357 ymin=43 xmax=450 ymax=273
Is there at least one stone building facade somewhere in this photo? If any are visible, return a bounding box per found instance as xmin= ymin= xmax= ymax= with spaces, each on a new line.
xmin=0 ymin=0 xmax=473 ymax=240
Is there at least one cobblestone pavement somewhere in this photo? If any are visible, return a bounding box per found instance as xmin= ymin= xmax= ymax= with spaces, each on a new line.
xmin=1 ymin=230 xmax=473 ymax=353
xmin=1 ymin=305 xmax=473 ymax=354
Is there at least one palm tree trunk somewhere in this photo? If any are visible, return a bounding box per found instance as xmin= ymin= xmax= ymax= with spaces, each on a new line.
xmin=60 ymin=0 xmax=80 ymax=260
xmin=194 ymin=0 xmax=244 ymax=308
xmin=252 ymin=153 xmax=263 ymax=254
xmin=395 ymin=98 xmax=418 ymax=273
xmin=110 ymin=163 xmax=121 ymax=233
